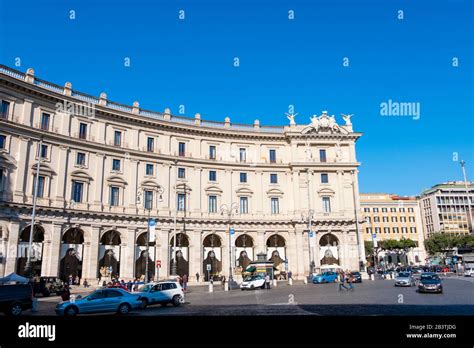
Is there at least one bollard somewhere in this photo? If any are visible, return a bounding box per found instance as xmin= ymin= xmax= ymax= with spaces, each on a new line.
xmin=303 ymin=278 xmax=308 ymax=285
xmin=289 ymin=278 xmax=293 ymax=286
xmin=370 ymin=274 xmax=375 ymax=281
xmin=209 ymin=282 xmax=213 ymax=293
xmin=31 ymin=298 xmax=38 ymax=312
xmin=224 ymin=282 xmax=229 ymax=291
xmin=273 ymin=279 xmax=277 ymax=287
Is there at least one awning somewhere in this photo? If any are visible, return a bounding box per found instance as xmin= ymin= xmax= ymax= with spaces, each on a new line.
xmin=244 ymin=266 xmax=256 ymax=273
xmin=0 ymin=272 xmax=29 ymax=284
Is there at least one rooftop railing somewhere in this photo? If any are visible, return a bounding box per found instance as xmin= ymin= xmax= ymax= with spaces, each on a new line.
xmin=0 ymin=64 xmax=285 ymax=134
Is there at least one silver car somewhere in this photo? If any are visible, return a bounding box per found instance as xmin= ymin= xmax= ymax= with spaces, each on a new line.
xmin=55 ymin=288 xmax=142 ymax=316
xmin=394 ymin=272 xmax=415 ymax=287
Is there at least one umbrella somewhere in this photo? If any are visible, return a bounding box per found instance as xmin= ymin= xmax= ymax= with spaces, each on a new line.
xmin=0 ymin=272 xmax=30 ymax=284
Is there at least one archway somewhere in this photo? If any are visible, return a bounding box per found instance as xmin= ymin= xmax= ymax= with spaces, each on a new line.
xmin=98 ymin=230 xmax=121 ymax=279
xmin=202 ymin=234 xmax=222 ymax=281
xmin=169 ymin=233 xmax=189 ymax=277
xmin=266 ymin=234 xmax=286 ymax=277
xmin=235 ymin=234 xmax=254 ymax=273
xmin=17 ymin=225 xmax=45 ymax=277
xmin=135 ymin=232 xmax=156 ymax=280
xmin=319 ymin=234 xmax=340 ymax=266
xmin=59 ymin=228 xmax=84 ymax=282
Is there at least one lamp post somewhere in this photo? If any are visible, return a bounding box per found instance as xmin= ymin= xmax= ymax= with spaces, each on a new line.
xmin=220 ymin=202 xmax=239 ymax=287
xmin=24 ymin=137 xmax=43 ymax=278
xmin=138 ymin=186 xmax=164 ymax=283
xmin=460 ymin=160 xmax=473 ymax=233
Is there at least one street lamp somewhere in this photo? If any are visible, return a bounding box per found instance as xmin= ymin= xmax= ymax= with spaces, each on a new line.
xmin=460 ymin=160 xmax=473 ymax=233
xmin=220 ymin=202 xmax=239 ymax=286
xmin=24 ymin=137 xmax=43 ymax=278
xmin=301 ymin=210 xmax=315 ymax=275
xmin=138 ymin=186 xmax=164 ymax=283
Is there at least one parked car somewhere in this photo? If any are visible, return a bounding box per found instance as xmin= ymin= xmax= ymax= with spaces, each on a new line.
xmin=0 ymin=284 xmax=34 ymax=316
xmin=33 ymin=277 xmax=65 ymax=297
xmin=137 ymin=281 xmax=184 ymax=308
xmin=351 ymin=272 xmax=362 ymax=283
xmin=394 ymin=272 xmax=415 ymax=287
xmin=55 ymin=288 xmax=142 ymax=316
xmin=312 ymin=272 xmax=338 ymax=284
xmin=417 ymin=273 xmax=443 ymax=294
xmin=464 ymin=268 xmax=474 ymax=277
xmin=240 ymin=275 xmax=266 ymax=290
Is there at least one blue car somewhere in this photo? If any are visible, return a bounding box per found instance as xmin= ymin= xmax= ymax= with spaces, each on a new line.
xmin=312 ymin=271 xmax=338 ymax=284
xmin=55 ymin=288 xmax=143 ymax=316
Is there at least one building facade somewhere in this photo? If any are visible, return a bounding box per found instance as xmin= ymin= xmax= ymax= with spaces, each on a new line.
xmin=0 ymin=65 xmax=365 ymax=282
xmin=360 ymin=193 xmax=426 ymax=266
xmin=419 ymin=182 xmax=474 ymax=238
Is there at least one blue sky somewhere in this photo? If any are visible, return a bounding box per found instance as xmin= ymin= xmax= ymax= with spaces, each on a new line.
xmin=1 ymin=0 xmax=472 ymax=196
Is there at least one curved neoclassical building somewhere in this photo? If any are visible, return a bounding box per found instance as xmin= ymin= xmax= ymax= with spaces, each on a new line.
xmin=0 ymin=65 xmax=366 ymax=282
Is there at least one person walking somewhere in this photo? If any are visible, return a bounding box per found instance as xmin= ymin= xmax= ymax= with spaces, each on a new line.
xmin=288 ymin=270 xmax=293 ymax=280
xmin=221 ymin=275 xmax=226 ymax=290
xmin=61 ymin=284 xmax=71 ymax=301
xmin=338 ymin=270 xmax=348 ymax=291
xmin=183 ymin=274 xmax=188 ymax=291
xmin=196 ymin=272 xmax=200 ymax=283
xmin=347 ymin=272 xmax=354 ymax=291
xmin=265 ymin=274 xmax=271 ymax=290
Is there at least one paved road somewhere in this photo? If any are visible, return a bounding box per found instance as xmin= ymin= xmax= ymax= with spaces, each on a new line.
xmin=27 ymin=276 xmax=474 ymax=316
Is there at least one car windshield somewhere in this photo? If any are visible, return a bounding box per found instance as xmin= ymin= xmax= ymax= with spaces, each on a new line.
xmin=421 ymin=274 xmax=439 ymax=280
xmin=398 ymin=272 xmax=410 ymax=278
xmin=138 ymin=285 xmax=152 ymax=292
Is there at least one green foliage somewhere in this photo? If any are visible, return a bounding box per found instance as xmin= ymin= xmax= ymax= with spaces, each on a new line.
xmin=424 ymin=233 xmax=474 ymax=255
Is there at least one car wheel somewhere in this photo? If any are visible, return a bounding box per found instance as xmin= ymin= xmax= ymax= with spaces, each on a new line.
xmin=250 ymin=285 xmax=254 ymax=290
xmin=64 ymin=306 xmax=78 ymax=316
xmin=141 ymin=298 xmax=149 ymax=309
xmin=241 ymin=288 xmax=245 ymax=291
xmin=9 ymin=303 xmax=22 ymax=316
xmin=117 ymin=303 xmax=131 ymax=315
xmin=172 ymin=295 xmax=181 ymax=307
xmin=261 ymin=284 xmax=265 ymax=289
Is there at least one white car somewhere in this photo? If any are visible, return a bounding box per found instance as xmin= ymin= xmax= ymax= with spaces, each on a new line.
xmin=240 ymin=275 xmax=266 ymax=290
xmin=464 ymin=268 xmax=474 ymax=277
xmin=394 ymin=272 xmax=415 ymax=287
xmin=137 ymin=281 xmax=184 ymax=308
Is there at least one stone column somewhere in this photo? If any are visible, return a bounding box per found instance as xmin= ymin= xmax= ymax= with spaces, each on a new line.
xmin=161 ymin=229 xmax=170 ymax=277
xmin=92 ymin=154 xmax=105 ymax=210
xmin=221 ymin=230 xmax=230 ymax=278
xmin=295 ymin=227 xmax=307 ymax=278
xmin=42 ymin=223 xmax=62 ymax=276
xmin=125 ymin=159 xmax=139 ymax=214
xmin=13 ymin=136 xmax=30 ymax=202
xmin=21 ymin=99 xmax=34 ymax=126
xmin=255 ymin=171 xmax=263 ymax=214
xmin=337 ymin=170 xmax=345 ymax=214
xmin=286 ymin=228 xmax=298 ymax=277
xmin=256 ymin=230 xmax=265 ymax=255
xmin=121 ymin=228 xmax=136 ymax=280
xmin=4 ymin=221 xmax=20 ymax=275
xmin=189 ymin=230 xmax=201 ymax=282
xmin=53 ymin=146 xmax=69 ymax=208
xmin=291 ymin=171 xmax=300 ymax=215
xmin=82 ymin=225 xmax=100 ymax=280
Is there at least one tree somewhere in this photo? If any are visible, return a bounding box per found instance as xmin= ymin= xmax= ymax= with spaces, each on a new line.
xmin=374 ymin=238 xmax=418 ymax=266
xmin=424 ymin=233 xmax=474 ymax=255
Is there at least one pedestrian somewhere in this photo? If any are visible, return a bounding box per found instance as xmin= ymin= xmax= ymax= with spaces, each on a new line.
xmin=102 ymin=280 xmax=107 ymax=287
xmin=75 ymin=276 xmax=80 ymax=285
xmin=288 ymin=270 xmax=293 ymax=280
xmin=61 ymin=284 xmax=71 ymax=301
xmin=338 ymin=270 xmax=348 ymax=290
xmin=347 ymin=272 xmax=354 ymax=291
xmin=196 ymin=272 xmax=200 ymax=283
xmin=183 ymin=274 xmax=188 ymax=291
xmin=221 ymin=275 xmax=226 ymax=290
xmin=83 ymin=279 xmax=89 ymax=288
xmin=265 ymin=274 xmax=271 ymax=290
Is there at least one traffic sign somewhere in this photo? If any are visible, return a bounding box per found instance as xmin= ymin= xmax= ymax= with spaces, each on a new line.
xmin=309 ymin=231 xmax=314 ymax=238
xmin=230 ymin=228 xmax=235 ymax=235
xmin=206 ymin=264 xmax=212 ymax=271
xmin=148 ymin=219 xmax=156 ymax=227
xmin=372 ymin=234 xmax=377 ymax=239
xmin=156 ymin=260 xmax=161 ymax=268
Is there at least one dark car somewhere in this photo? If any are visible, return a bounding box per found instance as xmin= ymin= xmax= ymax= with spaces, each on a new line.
xmin=417 ymin=273 xmax=443 ymax=294
xmin=351 ymin=272 xmax=362 ymax=283
xmin=0 ymin=284 xmax=34 ymax=316
xmin=33 ymin=277 xmax=65 ymax=297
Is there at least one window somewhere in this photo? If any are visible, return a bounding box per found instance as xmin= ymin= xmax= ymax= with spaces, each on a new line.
xmin=144 ymin=190 xmax=153 ymax=210
xmin=270 ymin=174 xmax=278 ymax=184
xmin=41 ymin=113 xmax=50 ymax=131
xmin=384 ymin=227 xmax=389 ymax=233
xmin=177 ymin=194 xmax=185 ymax=211
xmin=374 ymin=216 xmax=380 ymax=222
xmin=366 ymin=217 xmax=372 ymax=223
xmin=179 ymin=142 xmax=185 ymax=156
xmin=147 ymin=137 xmax=154 ymax=152
xmin=110 ymin=186 xmax=120 ymax=206
xmin=105 ymin=290 xmax=123 ymax=298
xmin=240 ymin=197 xmax=248 ymax=214
xmin=209 ymin=146 xmax=216 ymax=159
xmin=209 ymin=170 xmax=217 ymax=182
xmin=383 ymin=216 xmax=388 ymax=222
xmin=76 ymin=152 xmax=86 ymax=166
xmin=239 ymin=148 xmax=246 ymax=162
xmin=393 ymin=227 xmax=399 ymax=233
xmin=269 ymin=149 xmax=276 ymax=163
xmin=112 ymin=159 xmax=121 ymax=171
xmin=146 ymin=164 xmax=154 ymax=176
xmin=375 ymin=227 xmax=381 ymax=233
xmin=178 ymin=168 xmax=186 ymax=179
xmin=39 ymin=144 xmax=48 ymax=159
xmin=33 ymin=175 xmax=45 ymax=198
xmin=271 ymin=198 xmax=279 ymax=214
xmin=409 ymin=216 xmax=415 ymax=222
xmin=79 ymin=123 xmax=88 ymax=139
xmin=72 ymin=181 xmax=84 ymax=203
xmin=399 ymin=207 xmax=405 ymax=212
xmin=373 ymin=208 xmax=379 ymax=212
xmin=319 ymin=149 xmax=327 ymax=162
xmin=382 ymin=208 xmax=387 ymax=212
xmin=400 ymin=217 xmax=406 ymax=222
xmin=401 ymin=227 xmax=407 ymax=233
xmin=391 ymin=216 xmax=398 ymax=222
xmin=322 ymin=197 xmax=331 ymax=213
xmin=0 ymin=135 xmax=6 ymax=149
xmin=114 ymin=131 xmax=122 ymax=146
xmin=408 ymin=208 xmax=414 ymax=213
xmin=0 ymin=100 xmax=10 ymax=119
xmin=240 ymin=172 xmax=247 ymax=183
xmin=321 ymin=173 xmax=329 ymax=183
xmin=390 ymin=208 xmax=396 ymax=212
xmin=366 ymin=228 xmax=372 ymax=234
xmin=364 ymin=208 xmax=370 ymax=212
xmin=410 ymin=227 xmax=416 ymax=234
xmin=208 ymin=195 xmax=217 ymax=213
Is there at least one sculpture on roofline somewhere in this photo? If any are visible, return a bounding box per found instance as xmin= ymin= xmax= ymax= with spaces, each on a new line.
xmin=341 ymin=114 xmax=353 ymax=126
xmin=286 ymin=112 xmax=297 ymax=125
